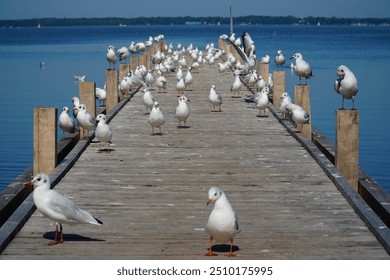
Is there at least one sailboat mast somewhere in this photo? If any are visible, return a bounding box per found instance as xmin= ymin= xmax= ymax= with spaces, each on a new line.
xmin=230 ymin=6 xmax=233 ymax=35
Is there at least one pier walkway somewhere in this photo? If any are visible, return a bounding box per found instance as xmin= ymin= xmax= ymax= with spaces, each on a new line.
xmin=1 ymin=57 xmax=389 ymax=259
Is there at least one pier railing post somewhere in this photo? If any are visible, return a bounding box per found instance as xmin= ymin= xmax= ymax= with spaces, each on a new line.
xmin=33 ymin=107 xmax=57 ymax=175
xmin=105 ymin=69 xmax=119 ymax=113
xmin=119 ymin=64 xmax=130 ymax=101
xmin=294 ymin=84 xmax=312 ymax=140
xmin=336 ymin=109 xmax=359 ymax=191
xmin=130 ymin=57 xmax=138 ymax=72
xmin=273 ymin=70 xmax=285 ymax=108
xmin=258 ymin=63 xmax=269 ymax=87
xmin=78 ymin=81 xmax=96 ymax=139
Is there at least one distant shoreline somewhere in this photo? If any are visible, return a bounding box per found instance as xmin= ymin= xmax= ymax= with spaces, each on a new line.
xmin=1 ymin=16 xmax=390 ymax=28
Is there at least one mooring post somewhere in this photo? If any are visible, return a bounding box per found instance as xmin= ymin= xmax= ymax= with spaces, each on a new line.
xmin=273 ymin=70 xmax=285 ymax=108
xmin=258 ymin=63 xmax=270 ymax=87
xmin=335 ymin=109 xmax=359 ymax=191
xmin=294 ymin=84 xmax=312 ymax=140
xmin=78 ymin=81 xmax=96 ymax=139
xmin=33 ymin=107 xmax=57 ymax=175
xmin=105 ymin=69 xmax=119 ymax=114
xmin=130 ymin=56 xmax=138 ymax=72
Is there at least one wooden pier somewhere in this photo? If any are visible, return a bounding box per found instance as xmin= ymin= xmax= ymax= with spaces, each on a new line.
xmin=1 ymin=43 xmax=390 ymax=259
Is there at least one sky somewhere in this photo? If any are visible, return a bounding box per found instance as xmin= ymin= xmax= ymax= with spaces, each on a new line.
xmin=0 ymin=0 xmax=389 ymax=20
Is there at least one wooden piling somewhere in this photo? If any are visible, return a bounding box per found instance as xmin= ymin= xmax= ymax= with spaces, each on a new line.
xmin=258 ymin=63 xmax=269 ymax=86
xmin=294 ymin=84 xmax=312 ymax=140
xmin=33 ymin=107 xmax=57 ymax=175
xmin=335 ymin=109 xmax=359 ymax=191
xmin=78 ymin=81 xmax=96 ymax=138
xmin=105 ymin=69 xmax=119 ymax=113
xmin=130 ymin=56 xmax=138 ymax=72
xmin=273 ymin=70 xmax=285 ymax=108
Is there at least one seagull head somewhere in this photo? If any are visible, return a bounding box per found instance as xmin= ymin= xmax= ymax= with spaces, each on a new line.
xmin=207 ymin=187 xmax=223 ymax=205
xmin=96 ymin=114 xmax=106 ymax=123
xmin=336 ymin=65 xmax=349 ymax=78
xmin=24 ymin=173 xmax=50 ymax=190
xmin=62 ymin=107 xmax=69 ymax=113
xmin=290 ymin=53 xmax=302 ymax=60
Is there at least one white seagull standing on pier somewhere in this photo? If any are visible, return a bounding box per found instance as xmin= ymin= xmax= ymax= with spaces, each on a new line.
xmin=279 ymin=92 xmax=292 ymax=118
xmin=106 ymin=45 xmax=117 ymax=69
xmin=58 ymin=107 xmax=75 ymax=137
xmin=156 ymin=75 xmax=167 ymax=92
xmin=148 ymin=101 xmax=165 ymax=135
xmin=142 ymin=87 xmax=155 ymax=114
xmin=25 ymin=173 xmax=103 ymax=246
xmin=290 ymin=53 xmax=313 ymax=84
xmin=255 ymin=86 xmax=270 ymax=117
xmin=334 ymin=65 xmax=359 ymax=109
xmin=175 ymin=95 xmax=190 ymax=127
xmin=205 ymin=187 xmax=240 ymax=257
xmin=209 ymin=85 xmax=223 ymax=112
xmin=95 ymin=114 xmax=113 ymax=152
xmin=75 ymin=104 xmax=96 ymax=135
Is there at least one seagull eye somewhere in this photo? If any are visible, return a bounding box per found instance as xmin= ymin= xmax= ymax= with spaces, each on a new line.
xmin=37 ymin=178 xmax=41 ymax=181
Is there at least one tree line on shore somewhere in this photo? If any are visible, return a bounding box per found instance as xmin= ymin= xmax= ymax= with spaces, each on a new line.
xmin=1 ymin=16 xmax=389 ymax=28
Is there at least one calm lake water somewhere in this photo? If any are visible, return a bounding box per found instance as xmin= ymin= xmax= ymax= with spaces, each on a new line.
xmin=0 ymin=24 xmax=389 ymax=193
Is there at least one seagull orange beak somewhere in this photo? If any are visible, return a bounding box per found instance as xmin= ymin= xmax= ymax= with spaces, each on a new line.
xmin=24 ymin=181 xmax=34 ymax=190
xmin=207 ymin=198 xmax=212 ymax=206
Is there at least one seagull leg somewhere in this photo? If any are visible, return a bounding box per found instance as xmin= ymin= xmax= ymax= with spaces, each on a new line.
xmin=226 ymin=239 xmax=236 ymax=257
xmin=204 ymin=237 xmax=218 ymax=256
xmin=48 ymin=223 xmax=63 ymax=246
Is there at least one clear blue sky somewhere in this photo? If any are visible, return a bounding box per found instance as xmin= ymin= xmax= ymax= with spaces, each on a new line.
xmin=0 ymin=0 xmax=389 ymax=20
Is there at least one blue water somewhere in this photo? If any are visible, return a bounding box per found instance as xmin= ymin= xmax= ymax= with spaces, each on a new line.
xmin=0 ymin=24 xmax=389 ymax=193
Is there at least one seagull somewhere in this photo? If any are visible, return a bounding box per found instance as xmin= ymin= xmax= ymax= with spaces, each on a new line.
xmin=175 ymin=95 xmax=190 ymax=127
xmin=144 ymin=70 xmax=154 ymax=88
xmin=148 ymin=101 xmax=165 ymax=135
xmin=230 ymin=74 xmax=243 ymax=97
xmin=117 ymin=46 xmax=129 ymax=63
xmin=24 ymin=173 xmax=103 ymax=246
xmin=260 ymin=54 xmax=270 ymax=64
xmin=95 ymin=86 xmax=106 ymax=106
xmin=205 ymin=187 xmax=240 ymax=257
xmin=255 ymin=86 xmax=270 ymax=117
xmin=58 ymin=107 xmax=75 ymax=137
xmin=279 ymin=92 xmax=292 ymax=118
xmin=290 ymin=53 xmax=313 ymax=84
xmin=156 ymin=75 xmax=167 ymax=93
xmin=119 ymin=76 xmax=131 ymax=95
xmin=75 ymin=104 xmax=96 ymax=135
xmin=285 ymin=103 xmax=310 ymax=125
xmin=274 ymin=50 xmax=286 ymax=68
xmin=334 ymin=65 xmax=359 ymax=109
xmin=74 ymin=75 xmax=86 ymax=82
xmin=72 ymin=96 xmax=80 ymax=118
xmin=129 ymin=42 xmax=138 ymax=54
xmin=142 ymin=87 xmax=155 ymax=114
xmin=176 ymin=66 xmax=184 ymax=81
xmin=226 ymin=37 xmax=256 ymax=74
xmin=176 ymin=77 xmax=186 ymax=95
xmin=242 ymin=31 xmax=256 ymax=57
xmin=106 ymin=45 xmax=117 ymax=69
xmin=184 ymin=67 xmax=194 ymax=90
xmin=209 ymin=85 xmax=223 ymax=112
xmin=95 ymin=114 xmax=113 ymax=152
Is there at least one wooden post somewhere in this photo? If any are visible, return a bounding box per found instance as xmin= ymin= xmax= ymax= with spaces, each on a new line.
xmin=258 ymin=63 xmax=269 ymax=86
xmin=294 ymin=84 xmax=312 ymax=140
xmin=78 ymin=81 xmax=96 ymax=139
xmin=273 ymin=70 xmax=285 ymax=108
xmin=130 ymin=56 xmax=138 ymax=72
xmin=105 ymin=69 xmax=119 ymax=113
xmin=33 ymin=107 xmax=57 ymax=175
xmin=335 ymin=109 xmax=359 ymax=191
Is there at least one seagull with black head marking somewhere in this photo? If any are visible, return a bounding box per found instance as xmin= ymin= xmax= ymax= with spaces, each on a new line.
xmin=95 ymin=114 xmax=113 ymax=152
xmin=148 ymin=101 xmax=165 ymax=135
xmin=209 ymin=85 xmax=222 ymax=112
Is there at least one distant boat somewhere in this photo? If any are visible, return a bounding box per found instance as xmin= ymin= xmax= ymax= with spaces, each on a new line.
xmin=317 ymin=22 xmax=321 ymax=26
xmin=37 ymin=24 xmax=41 ymax=28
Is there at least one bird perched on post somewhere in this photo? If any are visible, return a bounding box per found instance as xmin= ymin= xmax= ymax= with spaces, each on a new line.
xmin=290 ymin=53 xmax=313 ymax=84
xmin=175 ymin=95 xmax=190 ymax=128
xmin=274 ymin=50 xmax=286 ymax=68
xmin=58 ymin=107 xmax=75 ymax=138
xmin=334 ymin=65 xmax=359 ymax=109
xmin=106 ymin=45 xmax=117 ymax=69
xmin=285 ymin=103 xmax=310 ymax=125
xmin=205 ymin=187 xmax=240 ymax=257
xmin=25 ymin=173 xmax=103 ymax=246
xmin=95 ymin=114 xmax=113 ymax=152
xmin=148 ymin=101 xmax=165 ymax=135
xmin=209 ymin=85 xmax=223 ymax=112
xmin=75 ymin=104 xmax=96 ymax=135
xmin=117 ymin=46 xmax=129 ymax=63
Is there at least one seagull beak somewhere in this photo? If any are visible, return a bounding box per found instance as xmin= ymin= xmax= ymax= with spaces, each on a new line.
xmin=24 ymin=181 xmax=34 ymax=190
xmin=207 ymin=198 xmax=212 ymax=206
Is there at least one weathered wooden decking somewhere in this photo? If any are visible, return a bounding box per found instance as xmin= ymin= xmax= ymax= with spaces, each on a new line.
xmin=1 ymin=58 xmax=389 ymax=259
